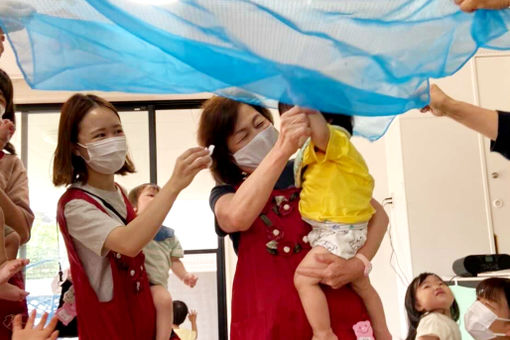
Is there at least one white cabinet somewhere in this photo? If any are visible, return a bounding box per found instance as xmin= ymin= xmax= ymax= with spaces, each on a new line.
xmin=384 ymin=49 xmax=510 ymax=280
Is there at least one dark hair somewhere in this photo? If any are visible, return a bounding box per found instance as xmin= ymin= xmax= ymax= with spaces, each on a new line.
xmin=477 ymin=278 xmax=510 ymax=307
xmin=277 ymin=102 xmax=353 ymax=136
xmin=197 ymin=96 xmax=273 ymax=185
xmin=52 ymin=94 xmax=136 ymax=186
xmin=128 ymin=183 xmax=160 ymax=208
xmin=173 ymin=300 xmax=189 ymax=325
xmin=405 ymin=273 xmax=460 ymax=340
xmin=0 ymin=69 xmax=16 ymax=155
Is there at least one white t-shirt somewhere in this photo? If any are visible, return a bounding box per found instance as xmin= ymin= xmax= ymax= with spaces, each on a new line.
xmin=416 ymin=312 xmax=461 ymax=340
xmin=63 ymin=183 xmax=127 ymax=302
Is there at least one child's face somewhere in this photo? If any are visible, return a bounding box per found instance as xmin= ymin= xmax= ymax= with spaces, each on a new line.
xmin=415 ymin=275 xmax=455 ymax=314
xmin=0 ymin=119 xmax=14 ymax=150
xmin=136 ymin=185 xmax=159 ymax=214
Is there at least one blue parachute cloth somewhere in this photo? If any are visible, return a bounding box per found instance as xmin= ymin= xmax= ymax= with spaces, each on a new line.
xmin=2 ymin=0 xmax=510 ymax=140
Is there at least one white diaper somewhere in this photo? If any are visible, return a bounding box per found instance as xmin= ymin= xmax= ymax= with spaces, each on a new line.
xmin=304 ymin=219 xmax=368 ymax=259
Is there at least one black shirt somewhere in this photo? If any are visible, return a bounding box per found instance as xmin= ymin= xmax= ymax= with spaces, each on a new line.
xmin=209 ymin=161 xmax=295 ymax=252
xmin=491 ymin=111 xmax=510 ymax=160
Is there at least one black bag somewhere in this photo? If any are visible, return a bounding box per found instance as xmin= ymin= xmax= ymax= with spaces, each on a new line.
xmin=54 ymin=278 xmax=78 ymax=337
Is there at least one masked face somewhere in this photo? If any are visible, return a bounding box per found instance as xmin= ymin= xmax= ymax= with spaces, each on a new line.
xmin=465 ymin=301 xmax=510 ymax=340
xmin=233 ymin=125 xmax=279 ymax=170
xmin=78 ymin=136 xmax=128 ymax=175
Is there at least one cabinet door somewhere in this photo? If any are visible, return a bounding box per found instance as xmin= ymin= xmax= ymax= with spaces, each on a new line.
xmin=398 ymin=115 xmax=493 ymax=277
xmin=476 ymin=54 xmax=510 ymax=254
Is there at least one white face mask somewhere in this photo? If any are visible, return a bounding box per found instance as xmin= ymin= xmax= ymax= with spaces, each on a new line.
xmin=0 ymin=104 xmax=5 ymax=116
xmin=233 ymin=125 xmax=279 ymax=170
xmin=464 ymin=300 xmax=510 ymax=340
xmin=78 ymin=136 xmax=128 ymax=175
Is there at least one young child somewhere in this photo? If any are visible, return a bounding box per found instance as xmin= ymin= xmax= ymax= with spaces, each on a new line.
xmin=279 ymin=104 xmax=391 ymax=340
xmin=405 ymin=273 xmax=461 ymax=340
xmin=172 ymin=300 xmax=198 ymax=340
xmin=128 ymin=183 xmax=198 ymax=340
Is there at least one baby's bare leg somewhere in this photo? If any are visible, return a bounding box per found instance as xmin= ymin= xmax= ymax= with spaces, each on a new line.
xmin=352 ymin=276 xmax=392 ymax=340
xmin=294 ymin=246 xmax=338 ymax=340
xmin=150 ymin=285 xmax=174 ymax=340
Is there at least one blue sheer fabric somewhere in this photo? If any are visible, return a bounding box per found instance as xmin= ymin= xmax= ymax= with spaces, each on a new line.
xmin=1 ymin=0 xmax=510 ymax=139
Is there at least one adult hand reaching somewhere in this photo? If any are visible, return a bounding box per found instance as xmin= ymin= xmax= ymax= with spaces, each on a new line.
xmin=455 ymin=0 xmax=510 ymax=12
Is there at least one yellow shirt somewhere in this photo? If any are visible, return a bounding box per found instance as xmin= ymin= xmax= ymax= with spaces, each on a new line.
xmin=174 ymin=328 xmax=197 ymax=340
xmin=297 ymin=125 xmax=375 ymax=224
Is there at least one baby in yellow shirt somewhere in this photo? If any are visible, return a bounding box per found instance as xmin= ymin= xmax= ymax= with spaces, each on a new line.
xmin=279 ymin=104 xmax=391 ymax=340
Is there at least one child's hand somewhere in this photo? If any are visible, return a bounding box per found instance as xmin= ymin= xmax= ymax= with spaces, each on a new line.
xmin=188 ymin=309 xmax=197 ymax=324
xmin=168 ymin=147 xmax=210 ymax=192
xmin=0 ymin=119 xmax=15 ymax=149
xmin=12 ymin=310 xmax=59 ymax=340
xmin=183 ymin=273 xmax=198 ymax=288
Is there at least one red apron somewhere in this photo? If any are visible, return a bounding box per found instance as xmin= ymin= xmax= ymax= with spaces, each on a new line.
xmin=230 ymin=187 xmax=370 ymax=340
xmin=0 ymin=272 xmax=27 ymax=339
xmin=57 ymin=188 xmax=156 ymax=340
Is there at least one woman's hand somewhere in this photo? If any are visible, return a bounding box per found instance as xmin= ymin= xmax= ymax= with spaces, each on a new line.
xmin=296 ymin=252 xmax=365 ymax=289
xmin=168 ymin=147 xmax=210 ymax=192
xmin=276 ymin=106 xmax=312 ymax=157
xmin=12 ymin=310 xmax=59 ymax=340
xmin=420 ymin=84 xmax=454 ymax=117
xmin=455 ymin=0 xmax=510 ymax=12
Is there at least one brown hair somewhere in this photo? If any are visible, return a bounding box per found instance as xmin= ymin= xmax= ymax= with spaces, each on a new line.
xmin=477 ymin=278 xmax=510 ymax=306
xmin=0 ymin=68 xmax=16 ymax=155
xmin=197 ymin=96 xmax=273 ymax=185
xmin=53 ymin=94 xmax=135 ymax=186
xmin=128 ymin=183 xmax=160 ymax=208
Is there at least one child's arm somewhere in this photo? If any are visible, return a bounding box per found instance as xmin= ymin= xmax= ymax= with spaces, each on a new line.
xmin=188 ymin=310 xmax=198 ymax=339
xmin=417 ymin=336 xmax=440 ymax=340
xmin=307 ymin=110 xmax=330 ymax=152
xmin=171 ymin=258 xmax=198 ymax=287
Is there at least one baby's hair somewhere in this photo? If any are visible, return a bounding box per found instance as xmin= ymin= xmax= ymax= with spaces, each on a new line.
xmin=173 ymin=300 xmax=189 ymax=326
xmin=404 ymin=273 xmax=459 ymax=340
xmin=127 ymin=183 xmax=160 ymax=208
xmin=476 ymin=277 xmax=510 ymax=306
xmin=277 ymin=102 xmax=353 ymax=135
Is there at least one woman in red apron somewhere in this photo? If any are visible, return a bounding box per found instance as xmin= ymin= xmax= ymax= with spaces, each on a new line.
xmin=52 ymin=94 xmax=210 ymax=340
xmin=198 ymin=97 xmax=389 ymax=339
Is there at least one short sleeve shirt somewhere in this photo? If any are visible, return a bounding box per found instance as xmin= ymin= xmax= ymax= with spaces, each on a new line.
xmin=63 ymin=183 xmax=127 ymax=302
xmin=416 ymin=312 xmax=461 ymax=340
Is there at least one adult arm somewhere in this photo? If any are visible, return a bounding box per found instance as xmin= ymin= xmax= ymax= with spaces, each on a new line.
xmin=0 ymin=157 xmax=33 ymax=244
xmin=422 ymin=84 xmax=498 ymax=140
xmin=104 ymin=147 xmax=210 ymax=257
